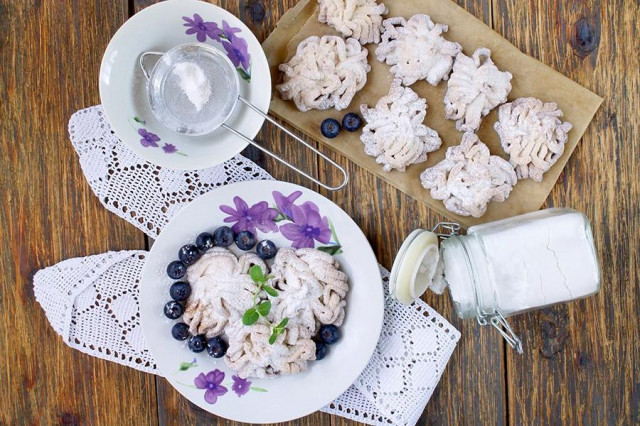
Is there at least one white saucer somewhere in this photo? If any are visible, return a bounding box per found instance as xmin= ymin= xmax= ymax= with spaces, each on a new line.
xmin=99 ymin=0 xmax=270 ymax=170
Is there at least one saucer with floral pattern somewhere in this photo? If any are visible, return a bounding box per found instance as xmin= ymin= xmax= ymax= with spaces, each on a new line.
xmin=99 ymin=0 xmax=270 ymax=170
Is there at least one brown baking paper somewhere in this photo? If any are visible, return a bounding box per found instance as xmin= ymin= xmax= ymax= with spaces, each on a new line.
xmin=262 ymin=0 xmax=603 ymax=228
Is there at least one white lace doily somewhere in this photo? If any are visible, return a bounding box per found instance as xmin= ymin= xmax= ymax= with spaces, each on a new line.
xmin=69 ymin=106 xmax=273 ymax=239
xmin=33 ymin=106 xmax=460 ymax=426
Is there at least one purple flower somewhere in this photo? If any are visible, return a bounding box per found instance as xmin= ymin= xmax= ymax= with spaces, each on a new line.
xmin=222 ymin=20 xmax=242 ymax=40
xmin=194 ymin=370 xmax=228 ymax=404
xmin=162 ymin=143 xmax=178 ymax=154
xmin=183 ymin=14 xmax=223 ymax=42
xmin=273 ymin=190 xmax=302 ymax=219
xmin=220 ymin=196 xmax=278 ymax=234
xmin=222 ymin=36 xmax=251 ymax=71
xmin=280 ymin=202 xmax=331 ymax=249
xmin=231 ymin=375 xmax=251 ymax=397
xmin=138 ymin=128 xmax=160 ymax=148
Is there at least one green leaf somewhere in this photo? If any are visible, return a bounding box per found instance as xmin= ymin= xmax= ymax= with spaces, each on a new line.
xmin=237 ymin=67 xmax=251 ymax=82
xmin=268 ymin=331 xmax=278 ymax=345
xmin=250 ymin=386 xmax=268 ymax=392
xmin=277 ymin=317 xmax=289 ymax=328
xmin=133 ymin=116 xmax=145 ymax=124
xmin=263 ymin=285 xmax=278 ymax=297
xmin=274 ymin=213 xmax=286 ymax=222
xmin=242 ymin=308 xmax=259 ymax=325
xmin=329 ymin=219 xmax=341 ymax=245
xmin=316 ymin=245 xmax=343 ymax=256
xmin=257 ymin=300 xmax=271 ymax=316
xmin=249 ymin=265 xmax=264 ymax=283
xmin=178 ymin=361 xmax=196 ymax=371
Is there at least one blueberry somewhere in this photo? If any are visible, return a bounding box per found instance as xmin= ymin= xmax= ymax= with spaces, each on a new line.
xmin=178 ymin=244 xmax=201 ymax=266
xmin=171 ymin=322 xmax=190 ymax=341
xmin=213 ymin=226 xmax=235 ymax=247
xmin=188 ymin=335 xmax=207 ymax=353
xmin=321 ymin=118 xmax=341 ymax=138
xmin=206 ymin=336 xmax=228 ymax=358
xmin=256 ymin=240 xmax=277 ymax=260
xmin=319 ymin=324 xmax=340 ymax=344
xmin=342 ymin=113 xmax=362 ymax=132
xmin=315 ymin=341 xmax=328 ymax=360
xmin=169 ymin=281 xmax=191 ymax=301
xmin=164 ymin=301 xmax=184 ymax=319
xmin=235 ymin=230 xmax=256 ymax=251
xmin=195 ymin=232 xmax=215 ymax=251
xmin=167 ymin=261 xmax=187 ymax=279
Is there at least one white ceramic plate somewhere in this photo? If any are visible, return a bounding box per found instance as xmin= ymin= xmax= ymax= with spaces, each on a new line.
xmin=99 ymin=0 xmax=270 ymax=170
xmin=139 ymin=181 xmax=384 ymax=423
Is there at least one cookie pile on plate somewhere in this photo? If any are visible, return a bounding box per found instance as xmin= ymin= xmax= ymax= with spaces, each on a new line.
xmin=276 ymin=1 xmax=572 ymax=218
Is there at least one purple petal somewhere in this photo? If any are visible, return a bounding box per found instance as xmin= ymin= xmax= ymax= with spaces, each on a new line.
xmin=196 ymin=31 xmax=206 ymax=43
xmin=316 ymin=225 xmax=332 ymax=244
xmin=303 ymin=208 xmax=322 ymax=228
xmin=185 ymin=27 xmax=198 ymax=35
xmin=194 ymin=373 xmax=208 ymax=389
xmin=221 ymin=40 xmax=241 ymax=68
xmin=182 ymin=16 xmax=195 ymax=25
xmin=220 ymin=204 xmax=240 ymax=217
xmin=289 ymin=204 xmax=307 ymax=225
xmin=206 ymin=369 xmax=225 ymax=385
xmin=162 ymin=143 xmax=177 ymax=154
xmin=301 ymin=201 xmax=320 ymax=215
xmin=193 ymin=13 xmax=203 ymax=24
xmin=280 ymin=223 xmax=304 ymax=241
xmin=204 ymin=385 xmax=228 ymax=404
xmin=247 ymin=201 xmax=269 ymax=215
xmin=138 ymin=128 xmax=148 ymax=137
xmin=222 ymin=20 xmax=242 ymax=38
xmin=233 ymin=196 xmax=249 ymax=213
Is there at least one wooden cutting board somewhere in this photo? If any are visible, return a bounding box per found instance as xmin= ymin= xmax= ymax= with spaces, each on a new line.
xmin=262 ymin=0 xmax=603 ymax=228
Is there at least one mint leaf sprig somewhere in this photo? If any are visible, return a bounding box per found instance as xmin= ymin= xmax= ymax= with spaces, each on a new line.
xmin=242 ymin=265 xmax=289 ymax=345
xmin=269 ymin=318 xmax=289 ymax=344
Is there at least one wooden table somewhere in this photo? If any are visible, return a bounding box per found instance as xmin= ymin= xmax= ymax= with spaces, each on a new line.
xmin=1 ymin=0 xmax=637 ymax=424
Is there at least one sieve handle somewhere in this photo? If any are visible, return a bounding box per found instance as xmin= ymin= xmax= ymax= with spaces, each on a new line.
xmin=221 ymin=97 xmax=349 ymax=191
xmin=139 ymin=51 xmax=165 ymax=81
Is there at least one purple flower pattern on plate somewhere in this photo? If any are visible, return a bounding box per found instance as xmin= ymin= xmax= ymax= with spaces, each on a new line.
xmin=129 ymin=117 xmax=187 ymax=156
xmin=194 ymin=370 xmax=228 ymax=404
xmin=231 ymin=375 xmax=251 ymax=397
xmin=176 ymin=361 xmax=267 ymax=401
xmin=220 ymin=196 xmax=278 ymax=235
xmin=220 ymin=191 xmax=343 ymax=254
xmin=182 ymin=14 xmax=223 ymax=42
xmin=138 ymin=128 xmax=160 ymax=148
xmin=183 ymin=15 xmax=252 ymax=82
xmin=273 ymin=190 xmax=302 ymax=220
xmin=280 ymin=203 xmax=332 ymax=249
xmin=162 ymin=143 xmax=178 ymax=154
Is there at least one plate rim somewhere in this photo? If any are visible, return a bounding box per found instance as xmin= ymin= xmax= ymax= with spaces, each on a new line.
xmin=139 ymin=180 xmax=384 ymax=423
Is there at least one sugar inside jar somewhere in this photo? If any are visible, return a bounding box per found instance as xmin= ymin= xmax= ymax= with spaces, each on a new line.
xmin=391 ymin=208 xmax=601 ymax=353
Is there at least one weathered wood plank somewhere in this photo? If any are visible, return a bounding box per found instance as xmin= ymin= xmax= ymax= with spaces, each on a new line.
xmin=492 ymin=0 xmax=639 ymax=424
xmin=0 ymin=0 xmax=157 ymax=424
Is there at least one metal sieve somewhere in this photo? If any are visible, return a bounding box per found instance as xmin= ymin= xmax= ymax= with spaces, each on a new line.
xmin=140 ymin=43 xmax=348 ymax=190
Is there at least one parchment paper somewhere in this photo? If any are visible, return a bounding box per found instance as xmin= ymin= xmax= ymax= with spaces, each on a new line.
xmin=262 ymin=0 xmax=603 ymax=227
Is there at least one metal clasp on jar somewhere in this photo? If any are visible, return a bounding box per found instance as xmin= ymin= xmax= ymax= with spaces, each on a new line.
xmin=477 ymin=308 xmax=523 ymax=354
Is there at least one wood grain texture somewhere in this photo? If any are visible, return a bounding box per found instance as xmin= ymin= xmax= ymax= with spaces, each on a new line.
xmin=492 ymin=0 xmax=640 ymax=424
xmin=2 ymin=0 xmax=637 ymax=425
xmin=0 ymin=0 xmax=157 ymax=425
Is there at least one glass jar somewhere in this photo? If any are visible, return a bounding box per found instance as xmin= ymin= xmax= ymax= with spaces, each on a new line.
xmin=392 ymin=208 xmax=601 ymax=353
